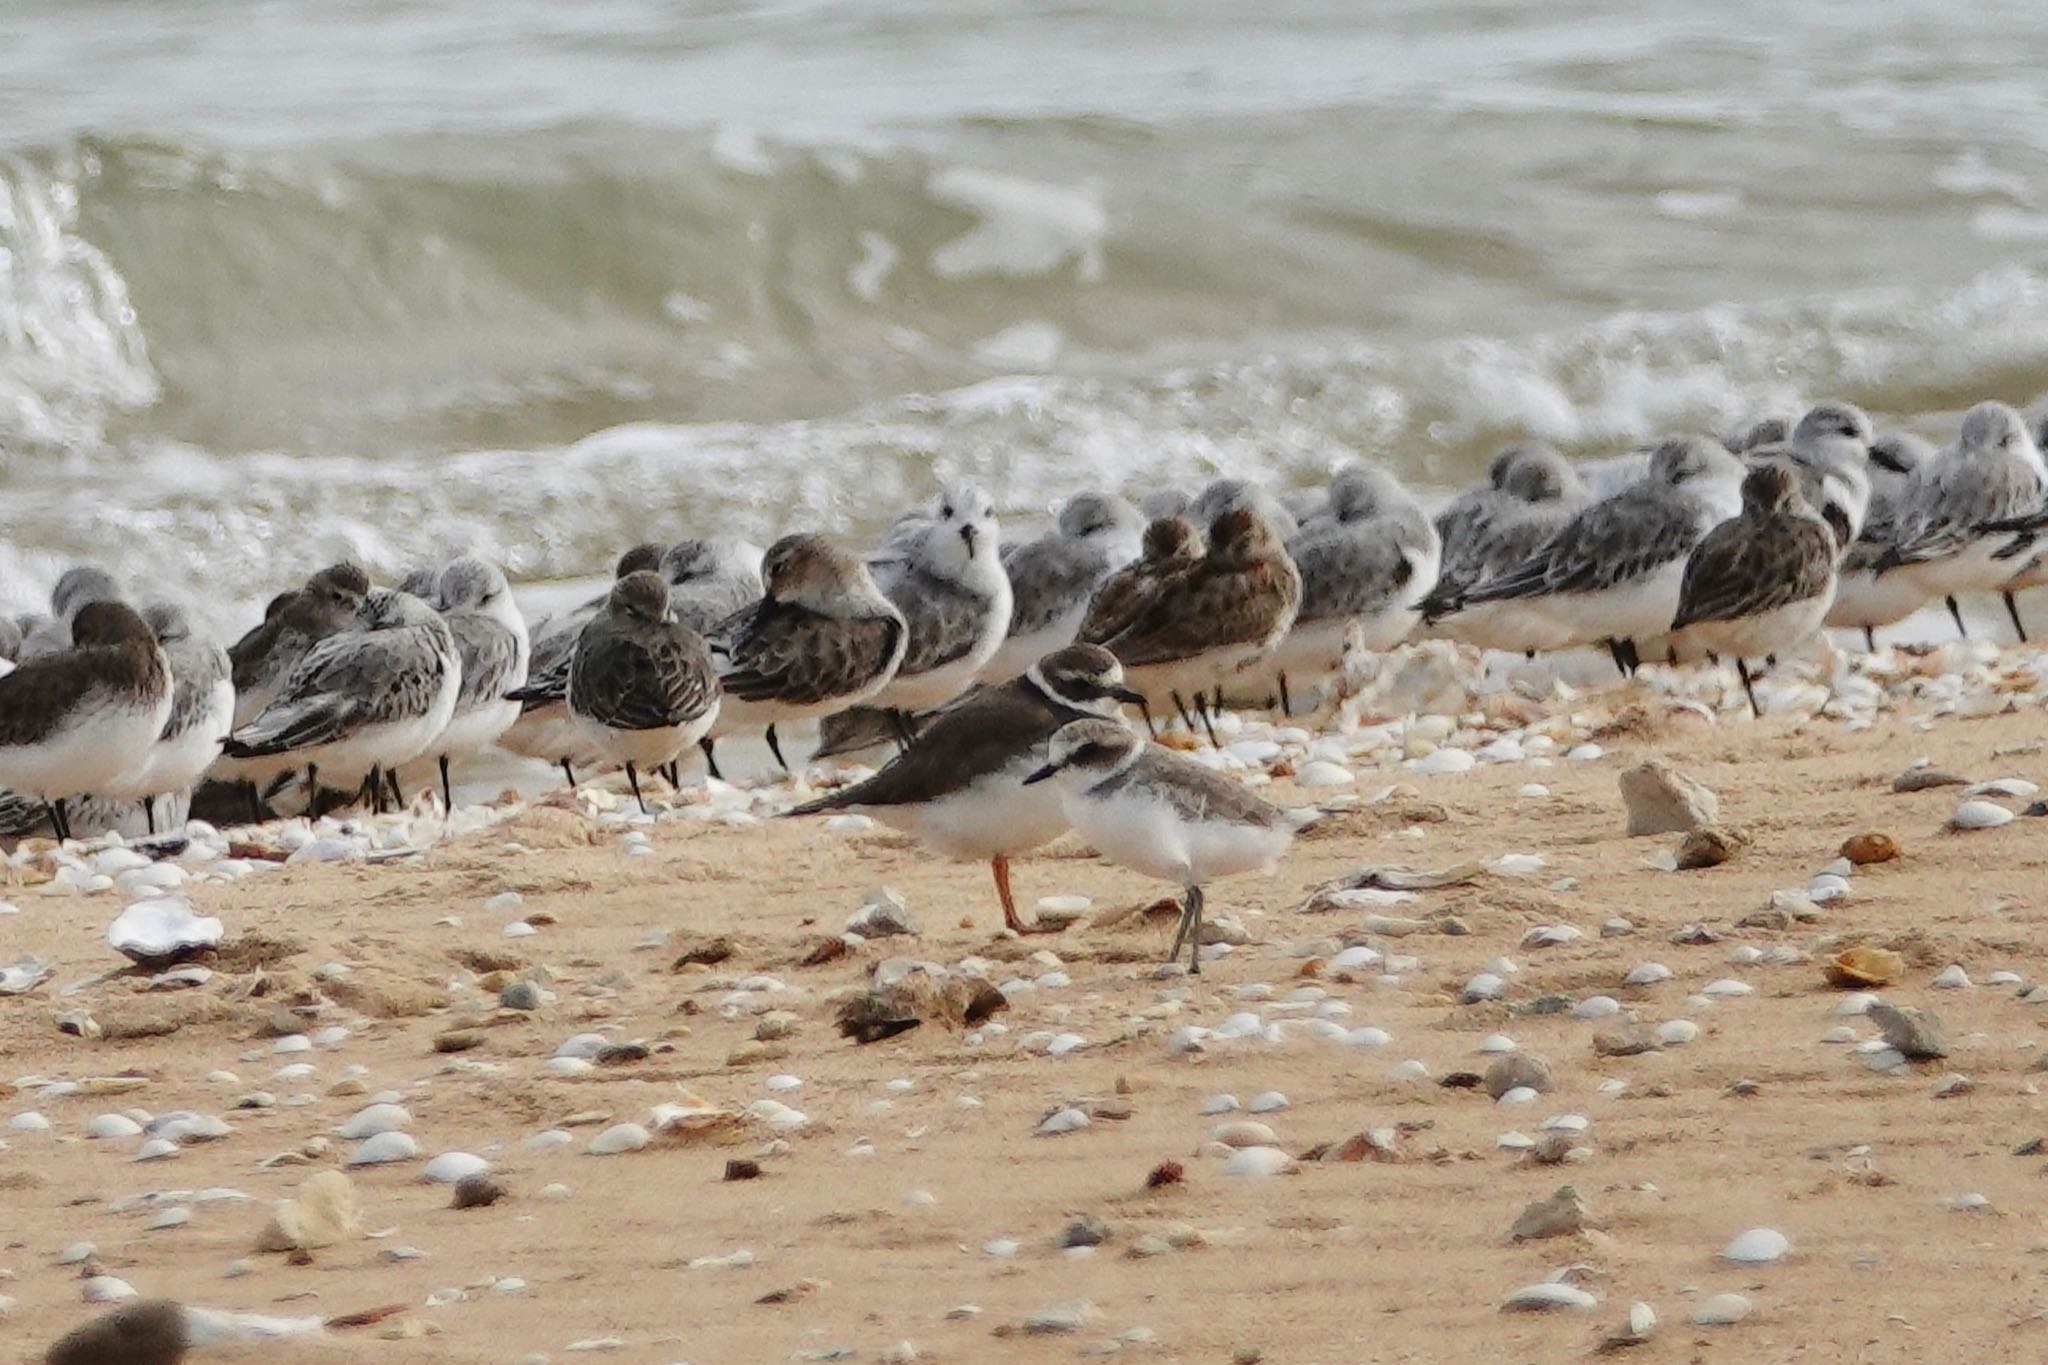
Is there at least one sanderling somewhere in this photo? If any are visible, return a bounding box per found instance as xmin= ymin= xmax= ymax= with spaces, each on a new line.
xmin=704 ymin=532 xmax=907 ymax=776
xmin=0 ymin=600 xmax=170 ymax=841
xmin=1139 ymin=488 xmax=1192 ymax=520
xmin=223 ymin=584 xmax=460 ymax=816
xmin=1098 ymin=506 xmax=1301 ymax=740
xmin=984 ymin=490 xmax=1143 ymax=684
xmin=1668 ymin=462 xmax=1839 ymax=715
xmin=1728 ymin=415 xmax=1792 ymax=452
xmin=107 ymin=603 xmax=235 ymax=834
xmin=661 ymin=536 xmax=766 ymax=633
xmin=566 ymin=570 xmax=721 ymax=812
xmin=1264 ymin=465 xmax=1439 ymax=712
xmin=1743 ymin=401 xmax=1875 ymax=551
xmin=1828 ymin=432 xmax=1934 ymax=648
xmin=501 ymin=543 xmax=662 ymax=780
xmin=790 ymin=643 xmax=1145 ymax=933
xmin=423 ymin=556 xmax=530 ymax=811
xmin=227 ymin=563 xmax=373 ymax=729
xmin=1877 ymin=401 xmax=2048 ymax=640
xmin=18 ymin=565 xmax=124 ymax=657
xmin=1189 ymin=477 xmax=1300 ymax=540
xmin=1077 ymin=515 xmax=1203 ymax=649
xmin=865 ymin=483 xmax=1013 ymax=723
xmin=1984 ymin=500 xmax=2048 ymax=639
xmin=1022 ymin=716 xmax=1294 ymax=973
xmin=1443 ymin=435 xmax=1744 ymax=672
xmin=1420 ymin=442 xmax=1586 ymax=644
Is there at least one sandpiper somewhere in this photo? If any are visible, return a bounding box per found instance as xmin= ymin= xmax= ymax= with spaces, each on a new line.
xmin=501 ymin=543 xmax=662 ymax=781
xmin=1076 ymin=515 xmax=1202 ymax=652
xmin=704 ymin=532 xmax=906 ymax=777
xmin=985 ymin=490 xmax=1143 ymax=683
xmin=1022 ymin=716 xmax=1294 ymax=972
xmin=661 ymin=536 xmax=766 ymax=633
xmin=1668 ymin=462 xmax=1839 ymax=715
xmin=864 ymin=482 xmax=1013 ymax=729
xmin=0 ymin=600 xmax=170 ymax=842
xmin=566 ymin=570 xmax=721 ymax=812
xmin=1420 ymin=442 xmax=1586 ymax=644
xmin=1098 ymin=507 xmax=1301 ymax=741
xmin=789 ymin=644 xmax=1145 ymax=933
xmin=115 ymin=603 xmax=235 ymax=834
xmin=1828 ymin=432 xmax=1934 ymax=648
xmin=424 ymin=556 xmax=530 ymax=811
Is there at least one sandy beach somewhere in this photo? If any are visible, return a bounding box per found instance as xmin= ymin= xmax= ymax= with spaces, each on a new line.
xmin=4 ymin=646 xmax=2048 ymax=1363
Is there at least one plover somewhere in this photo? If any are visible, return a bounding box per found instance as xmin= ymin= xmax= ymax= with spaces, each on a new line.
xmin=704 ymin=532 xmax=906 ymax=776
xmin=1828 ymin=432 xmax=1934 ymax=648
xmin=1264 ymin=465 xmax=1439 ymax=711
xmin=1420 ymin=442 xmax=1586 ymax=644
xmin=1099 ymin=507 xmax=1301 ymax=740
xmin=1443 ymin=435 xmax=1744 ymax=672
xmin=1877 ymin=401 xmax=2048 ymax=640
xmin=0 ymin=600 xmax=170 ymax=842
xmin=424 ymin=556 xmax=530 ymax=811
xmin=865 ymin=483 xmax=1013 ymax=724
xmin=984 ymin=490 xmax=1143 ymax=683
xmin=567 ymin=569 xmax=721 ymax=812
xmin=106 ymin=603 xmax=234 ymax=834
xmin=789 ymin=643 xmax=1145 ymax=933
xmin=1022 ymin=716 xmax=1294 ymax=973
xmin=223 ymin=585 xmax=461 ymax=816
xmin=1076 ymin=515 xmax=1202 ymax=651
xmin=501 ymin=543 xmax=662 ymax=781
xmin=1668 ymin=462 xmax=1839 ymax=715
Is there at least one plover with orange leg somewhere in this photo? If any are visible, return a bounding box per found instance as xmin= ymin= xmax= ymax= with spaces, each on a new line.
xmin=863 ymin=483 xmax=1012 ymax=738
xmin=566 ymin=570 xmax=720 ymax=813
xmin=704 ymin=533 xmax=905 ymax=778
xmin=1877 ymin=401 xmax=2047 ymax=641
xmin=1098 ymin=506 xmax=1300 ymax=743
xmin=1437 ymin=435 xmax=1744 ymax=674
xmin=984 ymin=490 xmax=1143 ymax=684
xmin=0 ymin=600 xmax=170 ymax=843
xmin=1668 ymin=462 xmax=1839 ymax=716
xmin=789 ymin=644 xmax=1144 ymax=934
xmin=223 ymin=585 xmax=460 ymax=817
xmin=501 ymin=543 xmax=662 ymax=787
xmin=1262 ymin=464 xmax=1438 ymax=713
xmin=1828 ymin=432 xmax=1934 ymax=649
xmin=1022 ymin=717 xmax=1294 ymax=974
xmin=423 ymin=556 xmax=529 ymax=812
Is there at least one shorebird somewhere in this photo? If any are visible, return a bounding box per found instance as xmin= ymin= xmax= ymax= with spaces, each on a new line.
xmin=1188 ymin=477 xmax=1300 ymax=540
xmin=1262 ymin=465 xmax=1438 ymax=711
xmin=18 ymin=565 xmax=124 ymax=657
xmin=789 ymin=643 xmax=1146 ymax=933
xmin=1076 ymin=515 xmax=1202 ymax=653
xmin=223 ymin=586 xmax=461 ymax=816
xmin=0 ymin=600 xmax=170 ymax=842
xmin=703 ymin=533 xmax=906 ymax=777
xmin=1668 ymin=462 xmax=1839 ymax=715
xmin=1877 ymin=401 xmax=2048 ymax=640
xmin=1828 ymin=432 xmax=1934 ymax=649
xmin=864 ymin=483 xmax=1012 ymax=728
xmin=114 ymin=603 xmax=234 ymax=834
xmin=1099 ymin=507 xmax=1300 ymax=740
xmin=566 ymin=570 xmax=721 ymax=812
xmin=1420 ymin=442 xmax=1586 ymax=645
xmin=501 ymin=543 xmax=661 ymax=781
xmin=1441 ymin=435 xmax=1744 ymax=672
xmin=226 ymin=563 xmax=373 ymax=728
xmin=423 ymin=556 xmax=529 ymax=811
xmin=984 ymin=490 xmax=1143 ymax=683
xmin=661 ymin=536 xmax=766 ymax=633
xmin=1743 ymin=401 xmax=1875 ymax=552
xmin=1022 ymin=716 xmax=1294 ymax=973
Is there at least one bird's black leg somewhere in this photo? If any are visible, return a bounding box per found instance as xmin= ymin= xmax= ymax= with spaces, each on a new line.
xmin=50 ymin=798 xmax=70 ymax=843
xmin=307 ymin=764 xmax=322 ymax=819
xmin=1736 ymin=658 xmax=1761 ymax=718
xmin=1196 ymin=702 xmax=1221 ymax=748
xmin=1947 ymin=596 xmax=1968 ymax=638
xmin=2005 ymin=591 xmax=2029 ymax=643
xmin=141 ymin=797 xmax=156 ymax=836
xmin=1277 ymin=671 xmax=1292 ymax=718
xmin=625 ymin=761 xmax=647 ymax=814
xmin=698 ymin=737 xmax=723 ymax=782
xmin=764 ymin=724 xmax=789 ymax=773
xmin=245 ymin=780 xmax=263 ymax=826
xmin=1619 ymin=638 xmax=1641 ymax=676
xmin=386 ymin=768 xmax=405 ymax=810
xmin=439 ymin=755 xmax=454 ymax=813
xmin=1170 ymin=691 xmax=1196 ymax=732
xmin=366 ymin=767 xmax=386 ymax=815
xmin=1863 ymin=625 xmax=1876 ymax=653
xmin=560 ymin=758 xmax=576 ymax=790
xmin=1604 ymin=639 xmax=1628 ymax=677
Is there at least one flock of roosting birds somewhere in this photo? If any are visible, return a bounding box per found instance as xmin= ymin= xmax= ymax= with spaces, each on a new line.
xmin=1 ymin=397 xmax=2045 ymax=956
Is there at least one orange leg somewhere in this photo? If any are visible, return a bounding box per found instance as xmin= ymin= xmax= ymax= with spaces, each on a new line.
xmin=992 ymin=855 xmax=1028 ymax=933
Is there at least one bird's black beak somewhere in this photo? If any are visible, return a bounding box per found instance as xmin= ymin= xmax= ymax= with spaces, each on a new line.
xmin=960 ymin=524 xmax=979 ymax=556
xmin=1822 ymin=505 xmax=1853 ymax=551
xmin=1021 ymin=762 xmax=1059 ymax=786
xmin=1111 ymin=686 xmax=1147 ymax=706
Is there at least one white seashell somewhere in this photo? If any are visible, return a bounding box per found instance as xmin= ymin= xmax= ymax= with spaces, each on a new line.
xmin=1200 ymin=1094 xmax=1239 ymax=1115
xmin=423 ymin=1152 xmax=489 ymax=1184
xmin=1345 ymin=1027 xmax=1392 ymax=1048
xmin=555 ymin=1033 xmax=612 ymax=1059
xmin=1035 ymin=1107 xmax=1090 ymax=1136
xmin=87 ymin=1113 xmax=143 ymax=1140
xmin=765 ymin=1074 xmax=803 ymax=1093
xmin=1387 ymin=1058 xmax=1429 ymax=1082
xmin=1478 ymin=1034 xmax=1518 ymax=1054
xmin=1806 ymin=874 xmax=1851 ymax=904
xmin=1045 ymin=1032 xmax=1087 ymax=1057
xmin=1833 ymin=992 xmax=1878 ymax=1016
xmin=1963 ymin=778 xmax=2038 ymax=799
xmin=747 ymin=1100 xmax=809 ymax=1131
xmin=135 ymin=1138 xmax=180 ymax=1162
xmin=1693 ymin=1293 xmax=1751 ymax=1326
xmin=502 ymin=922 xmax=539 ymax=939
xmin=1952 ymin=799 xmax=2015 ymax=830
xmin=1565 ymin=743 xmax=1604 ymax=762
xmin=1493 ymin=853 xmax=1546 ymax=876
xmin=1943 ymin=1192 xmax=1992 ymax=1213
xmin=585 ymin=1123 xmax=651 ymax=1156
xmin=1328 ymin=945 xmax=1382 ymax=972
xmin=1654 ymin=1019 xmax=1698 ymax=1046
xmin=1496 ymin=1086 xmax=1538 ymax=1106
xmin=1819 ymin=1025 xmax=1858 ymax=1044
xmin=1573 ymin=996 xmax=1622 ymax=1019
xmin=0 ymin=955 xmax=55 ymax=995
xmin=106 ymin=897 xmax=223 ymax=967
xmin=1411 ymin=748 xmax=1475 ymax=776
xmin=1624 ymin=962 xmax=1672 ymax=987
xmin=82 ymin=1276 xmax=137 ymax=1303
xmin=1221 ymin=1145 xmax=1294 ymax=1178
xmin=1720 ymin=1227 xmax=1790 ymax=1264
xmin=1628 ymin=1302 xmax=1658 ymax=1337
xmin=1702 ymin=979 xmax=1754 ymax=998
xmin=1462 ymin=973 xmax=1505 ymax=1003
xmin=272 ymin=1035 xmax=312 ymax=1055
xmin=1728 ymin=945 xmax=1763 ymax=965
xmin=1985 ymin=970 xmax=2023 ymax=986
xmin=1541 ymin=1113 xmax=1590 ymax=1132
xmin=1930 ymin=965 xmax=1971 ymax=990
xmin=1496 ymin=1131 xmax=1534 ymax=1150
xmin=526 ymin=1130 xmax=573 ymax=1152
xmin=1501 ymin=1282 xmax=1596 ymax=1312
xmin=1517 ymin=783 xmax=1550 ymax=798
xmin=346 ymin=1131 xmax=420 ymax=1167
xmin=337 ymin=1104 xmax=412 ymax=1140
xmin=1296 ymin=760 xmax=1355 ymax=789
xmin=1247 ymin=1091 xmax=1289 ymax=1113
xmin=56 ymin=1241 xmax=96 ymax=1265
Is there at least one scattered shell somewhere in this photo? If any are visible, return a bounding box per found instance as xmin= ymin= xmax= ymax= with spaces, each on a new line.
xmin=107 ymin=897 xmax=223 ymax=967
xmin=1951 ymin=799 xmax=2015 ymax=831
xmin=1221 ymin=1146 xmax=1295 ymax=1179
xmin=1623 ymin=962 xmax=1671 ymax=987
xmin=1693 ymin=1293 xmax=1752 ymax=1326
xmin=423 ymin=1152 xmax=490 ymax=1184
xmin=255 ymin=1170 xmax=361 ymax=1252
xmin=1483 ymin=1052 xmax=1552 ymax=1100
xmin=586 ymin=1123 xmax=651 ymax=1155
xmin=1654 ymin=1019 xmax=1699 ymax=1046
xmin=1573 ymin=995 xmax=1622 ymax=1019
xmin=1720 ymin=1227 xmax=1790 ymax=1264
xmin=1931 ymin=964 xmax=1971 ymax=990
xmin=346 ymin=1131 xmax=420 ymax=1167
xmin=1840 ymin=832 xmax=1900 ymax=865
xmin=1500 ymin=1282 xmax=1597 ymax=1313
xmin=1824 ymin=947 xmax=1903 ymax=989
xmin=0 ymin=955 xmax=55 ymax=995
